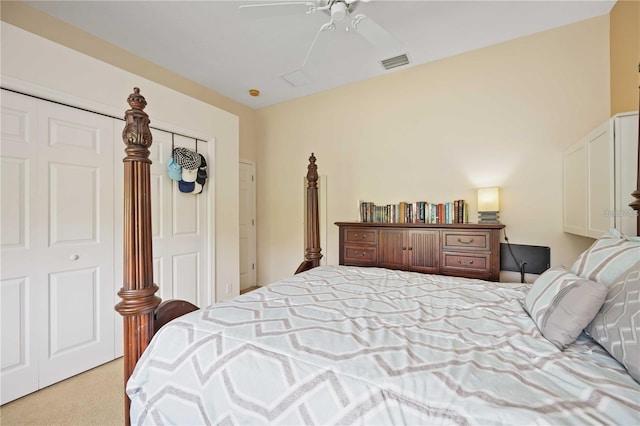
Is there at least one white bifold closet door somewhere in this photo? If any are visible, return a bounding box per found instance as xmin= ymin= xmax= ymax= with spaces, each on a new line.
xmin=149 ymin=132 xmax=208 ymax=306
xmin=2 ymin=90 xmax=210 ymax=403
xmin=1 ymin=90 xmax=114 ymax=404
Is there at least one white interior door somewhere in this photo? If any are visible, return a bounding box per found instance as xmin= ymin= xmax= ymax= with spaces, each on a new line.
xmin=1 ymin=91 xmax=41 ymax=404
xmin=239 ymin=160 xmax=256 ymax=290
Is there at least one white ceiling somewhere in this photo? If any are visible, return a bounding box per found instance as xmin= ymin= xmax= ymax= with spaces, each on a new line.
xmin=25 ymin=0 xmax=615 ymax=109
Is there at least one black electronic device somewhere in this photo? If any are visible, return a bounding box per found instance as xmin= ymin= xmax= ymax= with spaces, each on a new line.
xmin=500 ymin=243 xmax=551 ymax=275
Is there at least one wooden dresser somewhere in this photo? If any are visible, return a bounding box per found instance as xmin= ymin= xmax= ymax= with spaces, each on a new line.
xmin=336 ymin=222 xmax=505 ymax=281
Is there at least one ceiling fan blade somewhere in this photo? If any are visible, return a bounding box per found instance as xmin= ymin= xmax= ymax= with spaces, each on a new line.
xmin=351 ymin=14 xmax=402 ymax=51
xmin=239 ymin=2 xmax=316 ymax=19
xmin=302 ymin=22 xmax=335 ymax=68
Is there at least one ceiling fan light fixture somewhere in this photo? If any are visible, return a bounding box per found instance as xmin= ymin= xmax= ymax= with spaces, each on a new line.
xmin=331 ymin=2 xmax=347 ymax=21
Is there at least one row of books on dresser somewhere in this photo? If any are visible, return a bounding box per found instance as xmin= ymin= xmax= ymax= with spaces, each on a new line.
xmin=359 ymin=200 xmax=469 ymax=224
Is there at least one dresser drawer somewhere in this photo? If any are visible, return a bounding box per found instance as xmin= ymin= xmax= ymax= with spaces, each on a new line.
xmin=344 ymin=228 xmax=377 ymax=245
xmin=441 ymin=251 xmax=491 ymax=276
xmin=442 ymin=231 xmax=491 ymax=251
xmin=343 ymin=245 xmax=377 ymax=266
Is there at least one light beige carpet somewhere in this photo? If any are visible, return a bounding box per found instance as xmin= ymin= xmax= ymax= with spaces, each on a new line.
xmin=0 ymin=357 xmax=123 ymax=425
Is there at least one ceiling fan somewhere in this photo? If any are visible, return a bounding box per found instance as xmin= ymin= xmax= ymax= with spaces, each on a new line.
xmin=239 ymin=0 xmax=402 ymax=68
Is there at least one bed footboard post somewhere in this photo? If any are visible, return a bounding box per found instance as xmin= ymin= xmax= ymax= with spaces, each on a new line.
xmin=296 ymin=153 xmax=323 ymax=273
xmin=632 ymin=65 xmax=640 ymax=235
xmin=115 ymin=88 xmax=161 ymax=426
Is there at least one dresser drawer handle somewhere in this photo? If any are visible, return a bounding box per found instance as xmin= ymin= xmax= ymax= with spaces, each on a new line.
xmin=354 ymin=250 xmax=367 ymax=256
xmin=457 ymin=259 xmax=474 ymax=265
xmin=457 ymin=238 xmax=474 ymax=244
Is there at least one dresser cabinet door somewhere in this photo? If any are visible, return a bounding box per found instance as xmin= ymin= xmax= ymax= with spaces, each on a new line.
xmin=408 ymin=230 xmax=439 ymax=274
xmin=378 ymin=229 xmax=407 ymax=270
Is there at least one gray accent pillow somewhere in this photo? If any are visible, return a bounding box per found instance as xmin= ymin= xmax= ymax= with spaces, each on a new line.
xmin=524 ymin=268 xmax=607 ymax=350
xmin=586 ymin=264 xmax=640 ymax=383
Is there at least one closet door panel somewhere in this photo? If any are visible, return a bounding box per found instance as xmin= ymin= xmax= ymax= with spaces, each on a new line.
xmin=48 ymin=163 xmax=98 ymax=244
xmin=0 ymin=92 xmax=40 ymax=404
xmin=48 ymin=268 xmax=99 ymax=354
xmin=36 ymin=102 xmax=115 ymax=387
xmin=150 ymin=129 xmax=172 ymax=302
xmin=153 ymin=133 xmax=208 ymax=307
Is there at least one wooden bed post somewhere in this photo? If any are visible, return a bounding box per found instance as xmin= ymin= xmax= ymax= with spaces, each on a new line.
xmin=115 ymin=88 xmax=161 ymax=426
xmin=295 ymin=152 xmax=323 ymax=274
xmin=631 ymin=63 xmax=640 ymax=235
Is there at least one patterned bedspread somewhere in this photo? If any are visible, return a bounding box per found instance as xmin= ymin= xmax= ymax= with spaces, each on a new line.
xmin=128 ymin=266 xmax=640 ymax=425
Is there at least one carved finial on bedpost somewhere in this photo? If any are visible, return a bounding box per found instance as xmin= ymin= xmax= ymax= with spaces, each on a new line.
xmin=307 ymin=152 xmax=318 ymax=188
xmin=122 ymin=87 xmax=153 ymax=162
xmin=116 ymin=88 xmax=160 ymax=426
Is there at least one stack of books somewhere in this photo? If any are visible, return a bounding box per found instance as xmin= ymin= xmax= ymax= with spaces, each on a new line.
xmin=359 ymin=200 xmax=468 ymax=224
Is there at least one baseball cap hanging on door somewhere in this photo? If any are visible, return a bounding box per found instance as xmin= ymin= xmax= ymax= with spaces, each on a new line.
xmin=173 ymin=147 xmax=201 ymax=170
xmin=172 ymin=138 xmax=207 ymax=194
xmin=178 ymin=180 xmax=195 ymax=193
xmin=166 ymin=134 xmax=183 ymax=181
xmin=190 ymin=181 xmax=203 ymax=194
xmin=182 ymin=168 xmax=198 ymax=182
xmin=196 ymin=154 xmax=207 ymax=186
xmin=167 ymin=157 xmax=182 ymax=181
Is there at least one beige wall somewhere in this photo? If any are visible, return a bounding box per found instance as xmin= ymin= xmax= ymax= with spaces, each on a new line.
xmin=1 ymin=22 xmax=240 ymax=302
xmin=1 ymin=2 xmax=618 ymax=287
xmin=0 ymin=1 xmax=259 ymax=162
xmin=255 ymin=16 xmax=611 ymax=284
xmin=610 ymin=0 xmax=640 ymax=115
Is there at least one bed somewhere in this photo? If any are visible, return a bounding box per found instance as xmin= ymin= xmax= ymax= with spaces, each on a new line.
xmin=116 ymin=88 xmax=640 ymax=425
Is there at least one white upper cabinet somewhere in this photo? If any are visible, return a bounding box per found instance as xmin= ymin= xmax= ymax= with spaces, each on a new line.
xmin=614 ymin=113 xmax=639 ymax=236
xmin=563 ymin=112 xmax=638 ymax=239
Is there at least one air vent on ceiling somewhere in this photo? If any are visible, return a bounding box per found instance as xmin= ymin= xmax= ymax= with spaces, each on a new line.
xmin=381 ymin=53 xmax=409 ymax=70
xmin=281 ymin=70 xmax=313 ymax=87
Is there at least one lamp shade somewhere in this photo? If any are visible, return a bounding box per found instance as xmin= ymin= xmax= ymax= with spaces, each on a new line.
xmin=477 ymin=187 xmax=500 ymax=212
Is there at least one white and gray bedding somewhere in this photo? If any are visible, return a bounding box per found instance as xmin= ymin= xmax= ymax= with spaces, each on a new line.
xmin=127 ymin=265 xmax=640 ymax=425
